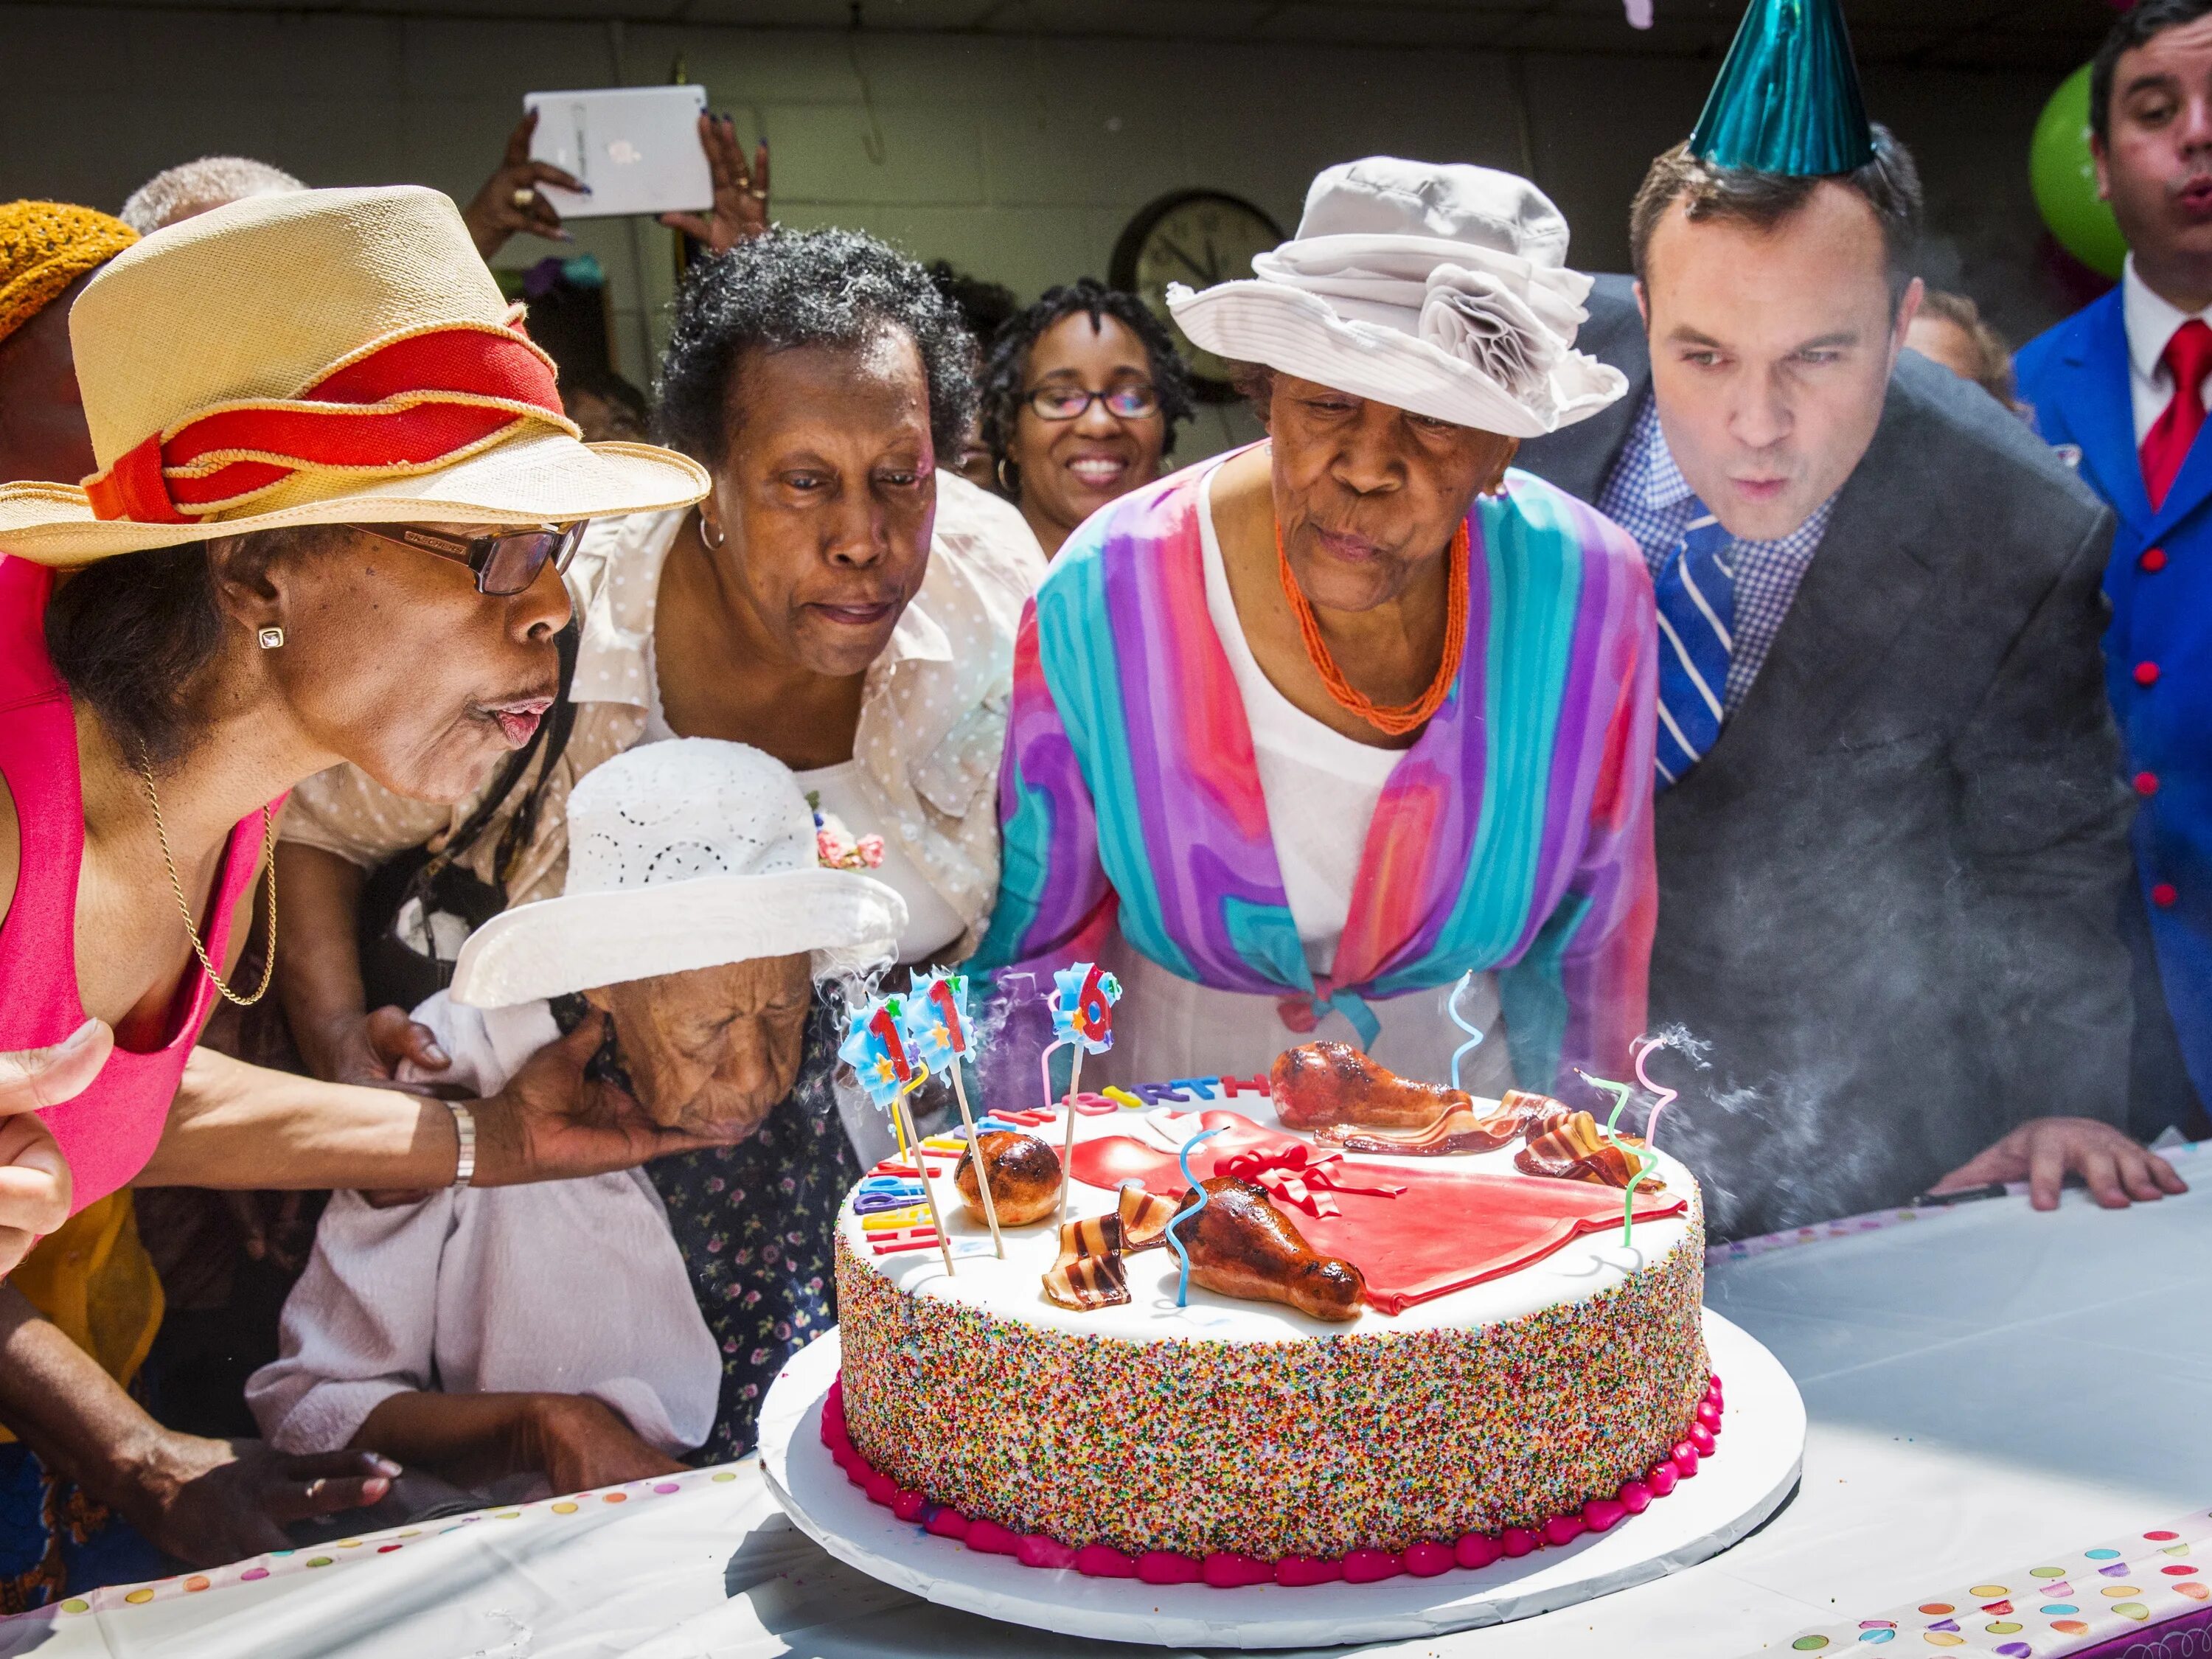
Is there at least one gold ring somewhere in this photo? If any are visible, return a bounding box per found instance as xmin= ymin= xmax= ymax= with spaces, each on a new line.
xmin=512 ymin=187 xmax=536 ymax=209
xmin=749 ymin=187 xmax=768 ymax=201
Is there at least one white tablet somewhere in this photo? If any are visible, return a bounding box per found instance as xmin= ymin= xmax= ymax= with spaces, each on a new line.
xmin=522 ymin=85 xmax=712 ymax=220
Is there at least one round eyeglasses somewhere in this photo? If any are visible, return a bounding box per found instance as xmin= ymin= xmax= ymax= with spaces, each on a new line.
xmin=347 ymin=521 xmax=587 ymax=597
xmin=1023 ymin=382 xmax=1161 ymax=422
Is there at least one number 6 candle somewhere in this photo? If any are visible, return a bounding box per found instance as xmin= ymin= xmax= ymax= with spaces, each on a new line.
xmin=1048 ymin=961 xmax=1122 ymax=1223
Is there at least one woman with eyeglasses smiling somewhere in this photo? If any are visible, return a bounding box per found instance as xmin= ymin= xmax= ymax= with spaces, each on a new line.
xmin=980 ymin=277 xmax=1197 ymax=557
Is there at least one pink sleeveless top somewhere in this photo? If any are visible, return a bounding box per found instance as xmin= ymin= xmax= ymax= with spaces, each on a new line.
xmin=0 ymin=555 xmax=279 ymax=1215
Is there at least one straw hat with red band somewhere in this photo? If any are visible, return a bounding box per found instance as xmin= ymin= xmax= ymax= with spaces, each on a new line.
xmin=0 ymin=184 xmax=707 ymax=566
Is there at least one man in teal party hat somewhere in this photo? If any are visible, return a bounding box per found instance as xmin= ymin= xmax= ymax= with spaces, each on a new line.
xmin=2014 ymin=0 xmax=2212 ymax=1151
xmin=1517 ymin=0 xmax=2179 ymax=1239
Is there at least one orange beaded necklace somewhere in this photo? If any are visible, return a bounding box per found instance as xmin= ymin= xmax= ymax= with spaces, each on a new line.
xmin=1274 ymin=518 xmax=1470 ymax=738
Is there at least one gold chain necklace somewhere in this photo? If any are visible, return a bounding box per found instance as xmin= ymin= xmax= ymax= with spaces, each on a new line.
xmin=134 ymin=745 xmax=278 ymax=1009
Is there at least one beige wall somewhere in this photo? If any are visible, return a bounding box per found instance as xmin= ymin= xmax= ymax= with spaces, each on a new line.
xmin=1 ymin=7 xmax=2078 ymax=459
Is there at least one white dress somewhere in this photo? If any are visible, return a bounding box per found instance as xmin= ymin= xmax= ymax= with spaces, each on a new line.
xmin=1093 ymin=465 xmax=1514 ymax=1095
xmin=244 ymin=993 xmax=723 ymax=1464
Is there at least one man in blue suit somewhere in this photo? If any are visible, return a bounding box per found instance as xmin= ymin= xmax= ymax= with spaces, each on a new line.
xmin=2015 ymin=0 xmax=2212 ymax=1139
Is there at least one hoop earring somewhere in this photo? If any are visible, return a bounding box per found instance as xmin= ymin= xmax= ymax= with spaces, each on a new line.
xmin=996 ymin=457 xmax=1018 ymax=496
xmin=257 ymin=626 xmax=285 ymax=650
xmin=699 ymin=513 xmax=726 ymax=552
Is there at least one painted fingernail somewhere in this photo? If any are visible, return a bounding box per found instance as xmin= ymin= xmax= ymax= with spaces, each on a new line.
xmin=372 ymin=1456 xmax=402 ymax=1477
xmin=364 ymin=1478 xmax=390 ymax=1500
xmin=422 ymin=1044 xmax=450 ymax=1067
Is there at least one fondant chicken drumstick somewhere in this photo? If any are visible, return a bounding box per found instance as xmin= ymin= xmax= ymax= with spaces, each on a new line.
xmin=1271 ymin=1041 xmax=1472 ymax=1130
xmin=1173 ymin=1176 xmax=1367 ymax=1321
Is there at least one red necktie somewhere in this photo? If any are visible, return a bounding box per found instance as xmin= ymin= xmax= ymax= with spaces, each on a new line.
xmin=2142 ymin=318 xmax=2212 ymax=508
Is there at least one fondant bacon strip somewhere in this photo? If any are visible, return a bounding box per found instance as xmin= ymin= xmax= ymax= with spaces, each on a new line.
xmin=1514 ymin=1107 xmax=1660 ymax=1192
xmin=1052 ymin=1182 xmax=1183 ymax=1273
xmin=1054 ymin=1213 xmax=1124 ymax=1271
xmin=1041 ymin=1252 xmax=1130 ymax=1310
xmin=1116 ymin=1180 xmax=1179 ymax=1250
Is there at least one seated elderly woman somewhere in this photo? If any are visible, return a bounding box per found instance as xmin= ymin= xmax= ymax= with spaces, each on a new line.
xmin=274 ymin=227 xmax=1043 ymax=1119
xmin=975 ymin=158 xmax=1655 ymax=1095
xmin=249 ymin=740 xmax=906 ymax=1487
xmin=979 ymin=277 xmax=1197 ymax=557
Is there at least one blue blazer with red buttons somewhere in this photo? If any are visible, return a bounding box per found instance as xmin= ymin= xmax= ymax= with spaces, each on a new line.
xmin=2017 ymin=289 xmax=2212 ymax=1102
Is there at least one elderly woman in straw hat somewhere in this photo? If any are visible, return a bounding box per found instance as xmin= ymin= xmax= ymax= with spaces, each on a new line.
xmin=251 ymin=740 xmax=905 ymax=1488
xmin=975 ymin=158 xmax=1658 ymax=1095
xmin=0 ymin=186 xmax=736 ymax=1562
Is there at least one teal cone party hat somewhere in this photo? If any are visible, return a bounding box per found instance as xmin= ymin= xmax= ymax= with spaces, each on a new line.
xmin=1688 ymin=0 xmax=1874 ymax=176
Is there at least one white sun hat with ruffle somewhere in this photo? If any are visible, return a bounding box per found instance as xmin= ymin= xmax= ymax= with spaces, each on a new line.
xmin=1166 ymin=156 xmax=1627 ymax=438
xmin=450 ymin=739 xmax=906 ymax=1009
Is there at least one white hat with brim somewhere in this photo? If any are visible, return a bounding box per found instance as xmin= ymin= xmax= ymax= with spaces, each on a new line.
xmin=1167 ymin=157 xmax=1627 ymax=439
xmin=451 ymin=866 xmax=907 ymax=1009
xmin=0 ymin=184 xmax=707 ymax=566
xmin=447 ymin=737 xmax=908 ymax=1009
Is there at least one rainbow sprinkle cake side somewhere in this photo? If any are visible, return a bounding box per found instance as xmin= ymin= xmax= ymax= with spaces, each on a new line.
xmin=833 ymin=1191 xmax=1708 ymax=1562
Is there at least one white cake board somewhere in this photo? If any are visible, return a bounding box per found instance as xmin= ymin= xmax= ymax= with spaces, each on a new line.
xmin=757 ymin=1310 xmax=1805 ymax=1649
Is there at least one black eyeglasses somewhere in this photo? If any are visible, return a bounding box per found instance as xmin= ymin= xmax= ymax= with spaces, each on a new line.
xmin=348 ymin=521 xmax=587 ymax=597
xmin=1023 ymin=381 xmax=1161 ymax=422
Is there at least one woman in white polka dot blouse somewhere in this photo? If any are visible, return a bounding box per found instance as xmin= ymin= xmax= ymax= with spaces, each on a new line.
xmin=274 ymin=229 xmax=1045 ymax=1099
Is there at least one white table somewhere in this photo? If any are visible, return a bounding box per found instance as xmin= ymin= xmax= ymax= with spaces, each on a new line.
xmin=7 ymin=1150 xmax=2205 ymax=1659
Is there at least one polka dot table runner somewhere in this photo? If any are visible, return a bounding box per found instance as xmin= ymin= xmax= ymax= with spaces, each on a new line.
xmin=1764 ymin=1509 xmax=2212 ymax=1655
xmin=29 ymin=1464 xmax=751 ymax=1619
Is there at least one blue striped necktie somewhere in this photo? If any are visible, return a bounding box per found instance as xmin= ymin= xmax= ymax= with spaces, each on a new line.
xmin=1652 ymin=504 xmax=1736 ymax=790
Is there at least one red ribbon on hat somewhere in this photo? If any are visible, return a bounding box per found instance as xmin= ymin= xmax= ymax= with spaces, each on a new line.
xmin=1213 ymin=1141 xmax=1405 ymax=1220
xmin=84 ymin=320 xmax=576 ymax=526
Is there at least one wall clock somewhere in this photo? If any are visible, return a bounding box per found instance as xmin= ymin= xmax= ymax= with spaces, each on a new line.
xmin=1110 ymin=189 xmax=1287 ymax=404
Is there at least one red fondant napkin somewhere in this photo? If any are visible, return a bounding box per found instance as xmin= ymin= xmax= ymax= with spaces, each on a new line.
xmin=1068 ymin=1110 xmax=1687 ymax=1315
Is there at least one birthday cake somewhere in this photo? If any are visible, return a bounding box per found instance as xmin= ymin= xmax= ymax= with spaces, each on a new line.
xmin=827 ymin=1032 xmax=1719 ymax=1585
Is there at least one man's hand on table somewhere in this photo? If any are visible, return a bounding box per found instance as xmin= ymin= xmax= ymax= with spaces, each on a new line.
xmin=100 ymin=1433 xmax=398 ymax=1564
xmin=1929 ymin=1115 xmax=2188 ymax=1211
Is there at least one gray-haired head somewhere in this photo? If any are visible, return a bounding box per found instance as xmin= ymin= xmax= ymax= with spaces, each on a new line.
xmin=120 ymin=156 xmax=307 ymax=234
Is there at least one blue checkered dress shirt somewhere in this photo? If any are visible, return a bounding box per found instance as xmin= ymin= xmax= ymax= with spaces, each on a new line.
xmin=1596 ymin=392 xmax=1836 ymax=715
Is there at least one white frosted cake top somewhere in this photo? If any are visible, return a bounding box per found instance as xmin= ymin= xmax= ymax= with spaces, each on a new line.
xmin=840 ymin=1079 xmax=1695 ymax=1345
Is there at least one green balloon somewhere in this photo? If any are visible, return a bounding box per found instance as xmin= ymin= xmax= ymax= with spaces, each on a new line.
xmin=2031 ymin=62 xmax=2128 ymax=279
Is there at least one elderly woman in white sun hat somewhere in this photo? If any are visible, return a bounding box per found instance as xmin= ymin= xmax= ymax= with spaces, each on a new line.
xmin=249 ymin=740 xmax=906 ymax=1489
xmin=0 ymin=185 xmax=724 ymax=1560
xmin=975 ymin=157 xmax=1659 ymax=1102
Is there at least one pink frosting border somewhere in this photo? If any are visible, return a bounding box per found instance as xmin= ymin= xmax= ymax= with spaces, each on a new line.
xmin=818 ymin=1370 xmax=1725 ymax=1588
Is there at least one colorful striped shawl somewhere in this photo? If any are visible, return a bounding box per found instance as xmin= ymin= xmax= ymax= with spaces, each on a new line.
xmin=973 ymin=458 xmax=1657 ymax=1091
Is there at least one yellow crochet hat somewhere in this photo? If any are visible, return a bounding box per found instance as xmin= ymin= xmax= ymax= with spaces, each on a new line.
xmin=0 ymin=201 xmax=137 ymax=349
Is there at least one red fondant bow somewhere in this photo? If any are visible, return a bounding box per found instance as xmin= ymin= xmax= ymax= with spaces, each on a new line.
xmin=85 ymin=321 xmax=574 ymax=526
xmin=1213 ymin=1141 xmax=1406 ymax=1219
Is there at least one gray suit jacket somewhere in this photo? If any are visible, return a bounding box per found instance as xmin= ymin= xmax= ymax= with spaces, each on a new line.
xmin=1516 ymin=277 xmax=2135 ymax=1240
